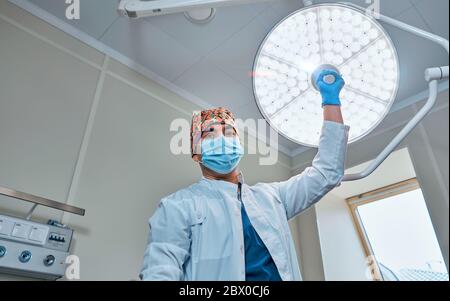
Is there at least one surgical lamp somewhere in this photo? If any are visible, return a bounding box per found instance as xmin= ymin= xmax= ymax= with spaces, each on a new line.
xmin=254 ymin=3 xmax=400 ymax=148
xmin=253 ymin=2 xmax=449 ymax=181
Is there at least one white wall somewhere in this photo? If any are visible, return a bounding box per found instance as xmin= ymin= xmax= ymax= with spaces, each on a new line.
xmin=0 ymin=0 xmax=295 ymax=280
xmin=315 ymin=148 xmax=417 ymax=281
xmin=292 ymin=206 xmax=325 ymax=281
xmin=407 ymin=101 xmax=449 ymax=269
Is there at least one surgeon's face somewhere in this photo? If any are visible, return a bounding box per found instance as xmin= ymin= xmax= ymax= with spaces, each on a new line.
xmin=192 ymin=123 xmax=237 ymax=163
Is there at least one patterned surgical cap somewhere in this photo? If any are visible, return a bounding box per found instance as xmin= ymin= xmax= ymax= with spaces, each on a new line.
xmin=191 ymin=107 xmax=240 ymax=157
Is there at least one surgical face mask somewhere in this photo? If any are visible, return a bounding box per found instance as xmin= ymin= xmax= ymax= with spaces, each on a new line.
xmin=200 ymin=136 xmax=244 ymax=174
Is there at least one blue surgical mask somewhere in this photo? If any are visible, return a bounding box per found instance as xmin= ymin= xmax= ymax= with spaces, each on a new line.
xmin=200 ymin=136 xmax=244 ymax=174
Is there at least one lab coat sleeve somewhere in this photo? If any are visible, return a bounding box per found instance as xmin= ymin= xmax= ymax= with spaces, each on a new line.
xmin=278 ymin=121 xmax=349 ymax=220
xmin=139 ymin=196 xmax=191 ymax=281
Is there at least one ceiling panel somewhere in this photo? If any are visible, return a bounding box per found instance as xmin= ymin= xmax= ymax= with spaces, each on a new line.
xmin=145 ymin=1 xmax=272 ymax=57
xmin=100 ymin=17 xmax=201 ymax=81
xmin=173 ymin=57 xmax=254 ymax=111
xmin=310 ymin=0 xmax=413 ymax=17
xmin=263 ymin=0 xmax=305 ymax=22
xmin=379 ymin=0 xmax=415 ymax=17
xmin=28 ymin=0 xmax=118 ymax=39
xmin=205 ymin=7 xmax=278 ymax=90
xmin=413 ymin=0 xmax=449 ymax=39
xmin=383 ymin=6 xmax=449 ymax=102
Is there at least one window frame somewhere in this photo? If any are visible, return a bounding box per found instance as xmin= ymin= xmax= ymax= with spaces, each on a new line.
xmin=346 ymin=178 xmax=420 ymax=281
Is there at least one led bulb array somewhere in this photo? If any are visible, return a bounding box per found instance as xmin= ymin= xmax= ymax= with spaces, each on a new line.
xmin=320 ymin=7 xmax=381 ymax=66
xmin=253 ymin=4 xmax=399 ymax=147
xmin=340 ymin=39 xmax=398 ymax=101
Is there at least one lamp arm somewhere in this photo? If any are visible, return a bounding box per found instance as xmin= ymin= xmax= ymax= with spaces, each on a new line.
xmin=342 ymin=80 xmax=439 ymax=181
xmin=118 ymin=0 xmax=277 ymax=18
xmin=341 ymin=6 xmax=449 ymax=182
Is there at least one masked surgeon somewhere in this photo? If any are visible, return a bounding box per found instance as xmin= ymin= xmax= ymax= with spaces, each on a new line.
xmin=140 ymin=70 xmax=349 ymax=281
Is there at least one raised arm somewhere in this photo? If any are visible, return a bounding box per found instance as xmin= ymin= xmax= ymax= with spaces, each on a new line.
xmin=277 ymin=121 xmax=349 ymax=219
xmin=266 ymin=70 xmax=349 ymax=219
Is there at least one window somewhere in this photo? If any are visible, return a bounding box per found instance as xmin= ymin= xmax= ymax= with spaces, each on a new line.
xmin=347 ymin=178 xmax=449 ymax=281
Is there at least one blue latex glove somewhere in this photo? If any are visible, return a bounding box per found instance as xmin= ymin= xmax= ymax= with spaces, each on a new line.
xmin=316 ymin=70 xmax=345 ymax=106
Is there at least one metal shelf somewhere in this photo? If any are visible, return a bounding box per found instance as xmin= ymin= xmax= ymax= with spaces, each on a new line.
xmin=0 ymin=186 xmax=85 ymax=216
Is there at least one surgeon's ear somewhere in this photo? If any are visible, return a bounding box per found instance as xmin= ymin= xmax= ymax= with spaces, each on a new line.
xmin=192 ymin=154 xmax=201 ymax=163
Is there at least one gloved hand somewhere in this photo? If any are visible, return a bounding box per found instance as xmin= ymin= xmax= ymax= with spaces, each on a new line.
xmin=315 ymin=70 xmax=345 ymax=107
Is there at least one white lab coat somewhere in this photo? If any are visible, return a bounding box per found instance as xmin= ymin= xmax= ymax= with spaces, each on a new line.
xmin=140 ymin=121 xmax=349 ymax=281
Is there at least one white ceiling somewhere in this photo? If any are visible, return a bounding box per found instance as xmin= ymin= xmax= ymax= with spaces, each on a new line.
xmin=14 ymin=0 xmax=449 ymax=156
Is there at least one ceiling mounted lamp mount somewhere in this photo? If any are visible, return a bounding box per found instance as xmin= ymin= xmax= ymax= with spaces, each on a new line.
xmin=184 ymin=8 xmax=216 ymax=24
xmin=254 ymin=2 xmax=448 ymax=181
xmin=117 ymin=0 xmax=276 ymax=22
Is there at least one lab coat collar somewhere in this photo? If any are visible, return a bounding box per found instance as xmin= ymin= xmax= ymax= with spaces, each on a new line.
xmin=199 ymin=171 xmax=245 ymax=193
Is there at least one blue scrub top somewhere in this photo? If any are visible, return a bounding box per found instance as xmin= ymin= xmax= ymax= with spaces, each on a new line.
xmin=241 ymin=203 xmax=282 ymax=281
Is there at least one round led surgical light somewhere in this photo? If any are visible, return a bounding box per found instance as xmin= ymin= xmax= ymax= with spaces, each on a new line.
xmin=253 ymin=4 xmax=399 ymax=147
